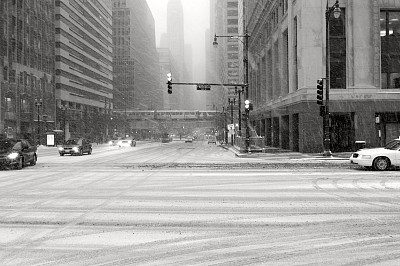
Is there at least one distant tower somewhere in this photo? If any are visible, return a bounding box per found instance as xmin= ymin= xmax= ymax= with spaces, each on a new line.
xmin=167 ymin=0 xmax=187 ymax=109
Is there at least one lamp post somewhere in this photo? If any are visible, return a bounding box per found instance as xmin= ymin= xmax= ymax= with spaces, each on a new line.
xmin=228 ymin=98 xmax=235 ymax=146
xmin=323 ymin=0 xmax=341 ymax=156
xmin=222 ymin=106 xmax=227 ymax=144
xmin=234 ymin=86 xmax=244 ymax=133
xmin=35 ymin=98 xmax=42 ymax=145
xmin=61 ymin=104 xmax=68 ymax=142
xmin=213 ymin=32 xmax=251 ymax=152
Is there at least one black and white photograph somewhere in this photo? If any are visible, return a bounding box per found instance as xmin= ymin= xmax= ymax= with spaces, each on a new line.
xmin=0 ymin=0 xmax=400 ymax=265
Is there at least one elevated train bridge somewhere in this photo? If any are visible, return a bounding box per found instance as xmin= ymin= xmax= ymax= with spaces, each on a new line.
xmin=113 ymin=110 xmax=219 ymax=138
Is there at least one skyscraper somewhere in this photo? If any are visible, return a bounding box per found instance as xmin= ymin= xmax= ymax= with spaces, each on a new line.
xmin=0 ymin=0 xmax=56 ymax=142
xmin=167 ymin=0 xmax=188 ymax=109
xmin=209 ymin=0 xmax=240 ymax=113
xmin=55 ymin=0 xmax=113 ymax=141
xmin=112 ymin=0 xmax=162 ymax=111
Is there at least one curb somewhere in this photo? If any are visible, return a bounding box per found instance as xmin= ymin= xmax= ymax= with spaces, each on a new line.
xmin=220 ymin=145 xmax=350 ymax=161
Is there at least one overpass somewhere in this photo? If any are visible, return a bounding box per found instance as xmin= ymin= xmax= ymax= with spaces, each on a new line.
xmin=113 ymin=110 xmax=222 ymax=139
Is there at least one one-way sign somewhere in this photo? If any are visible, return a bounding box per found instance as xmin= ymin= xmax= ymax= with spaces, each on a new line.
xmin=197 ymin=84 xmax=211 ymax=90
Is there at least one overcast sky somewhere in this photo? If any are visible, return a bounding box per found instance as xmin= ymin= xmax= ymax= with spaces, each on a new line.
xmin=146 ymin=0 xmax=210 ymax=48
xmin=146 ymin=0 xmax=210 ymax=109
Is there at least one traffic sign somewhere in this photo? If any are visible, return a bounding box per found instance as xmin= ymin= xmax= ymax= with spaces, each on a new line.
xmin=197 ymin=84 xmax=211 ymax=90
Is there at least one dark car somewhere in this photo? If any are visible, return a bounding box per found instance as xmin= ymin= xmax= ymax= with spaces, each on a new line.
xmin=0 ymin=138 xmax=37 ymax=170
xmin=58 ymin=138 xmax=92 ymax=156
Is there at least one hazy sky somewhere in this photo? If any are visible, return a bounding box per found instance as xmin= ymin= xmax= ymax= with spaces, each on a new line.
xmin=146 ymin=0 xmax=210 ymax=109
xmin=146 ymin=0 xmax=210 ymax=48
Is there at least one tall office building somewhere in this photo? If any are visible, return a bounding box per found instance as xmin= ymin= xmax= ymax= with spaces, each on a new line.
xmin=0 ymin=0 xmax=56 ymax=143
xmin=55 ymin=0 xmax=113 ymax=141
xmin=113 ymin=0 xmax=162 ymax=111
xmin=167 ymin=0 xmax=188 ymax=109
xmin=209 ymin=0 xmax=240 ymax=114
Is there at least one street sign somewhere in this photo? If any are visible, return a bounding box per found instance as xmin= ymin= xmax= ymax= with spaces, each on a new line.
xmin=197 ymin=84 xmax=211 ymax=90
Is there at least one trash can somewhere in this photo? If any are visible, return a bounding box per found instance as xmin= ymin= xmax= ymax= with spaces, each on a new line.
xmin=355 ymin=140 xmax=366 ymax=150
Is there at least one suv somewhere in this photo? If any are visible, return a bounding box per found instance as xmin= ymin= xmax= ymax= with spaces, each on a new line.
xmin=59 ymin=138 xmax=92 ymax=156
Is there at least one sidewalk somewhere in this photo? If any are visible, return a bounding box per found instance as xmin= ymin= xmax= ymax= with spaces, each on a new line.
xmin=220 ymin=144 xmax=352 ymax=161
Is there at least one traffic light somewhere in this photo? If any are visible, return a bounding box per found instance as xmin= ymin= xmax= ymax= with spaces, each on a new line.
xmin=317 ymin=79 xmax=324 ymax=105
xmin=244 ymin=100 xmax=253 ymax=111
xmin=167 ymin=73 xmax=172 ymax=94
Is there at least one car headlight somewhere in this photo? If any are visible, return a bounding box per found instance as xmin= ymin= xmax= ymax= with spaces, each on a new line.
xmin=361 ymin=155 xmax=371 ymax=159
xmin=7 ymin=152 xmax=19 ymax=160
xmin=72 ymin=147 xmax=79 ymax=152
xmin=58 ymin=147 xmax=64 ymax=151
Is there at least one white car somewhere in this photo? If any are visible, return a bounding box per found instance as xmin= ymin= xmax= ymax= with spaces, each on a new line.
xmin=350 ymin=138 xmax=400 ymax=170
xmin=118 ymin=138 xmax=136 ymax=147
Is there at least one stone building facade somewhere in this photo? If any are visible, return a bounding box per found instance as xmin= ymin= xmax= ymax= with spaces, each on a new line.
xmin=243 ymin=0 xmax=400 ymax=153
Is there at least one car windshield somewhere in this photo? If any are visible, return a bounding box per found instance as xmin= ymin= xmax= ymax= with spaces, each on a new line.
xmin=384 ymin=139 xmax=400 ymax=150
xmin=65 ymin=139 xmax=79 ymax=145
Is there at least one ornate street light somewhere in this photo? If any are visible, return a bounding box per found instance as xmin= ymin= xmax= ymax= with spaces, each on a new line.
xmin=213 ymin=32 xmax=251 ymax=152
xmin=323 ymin=0 xmax=341 ymax=156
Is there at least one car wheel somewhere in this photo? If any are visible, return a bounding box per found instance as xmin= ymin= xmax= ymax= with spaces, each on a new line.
xmin=30 ymin=154 xmax=37 ymax=166
xmin=373 ymin=157 xmax=390 ymax=171
xmin=88 ymin=148 xmax=92 ymax=155
xmin=79 ymin=149 xmax=83 ymax=156
xmin=15 ymin=158 xmax=23 ymax=170
xmin=60 ymin=153 xmax=64 ymax=156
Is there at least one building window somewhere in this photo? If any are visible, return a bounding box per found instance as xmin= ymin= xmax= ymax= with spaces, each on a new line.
xmin=381 ymin=10 xmax=400 ymax=89
xmin=227 ymin=27 xmax=238 ymax=34
xmin=5 ymin=97 xmax=14 ymax=112
xmin=228 ymin=19 xmax=238 ymax=25
xmin=330 ymin=8 xmax=346 ymax=89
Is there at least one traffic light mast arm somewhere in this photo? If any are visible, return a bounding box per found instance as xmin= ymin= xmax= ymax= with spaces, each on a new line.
xmin=167 ymin=82 xmax=248 ymax=87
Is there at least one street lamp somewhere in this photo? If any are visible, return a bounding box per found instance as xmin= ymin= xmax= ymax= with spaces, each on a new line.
xmin=234 ymin=86 xmax=244 ymax=133
xmin=61 ymin=104 xmax=69 ymax=142
xmin=213 ymin=32 xmax=251 ymax=152
xmin=323 ymin=0 xmax=341 ymax=156
xmin=35 ymin=98 xmax=42 ymax=145
xmin=228 ymin=98 xmax=236 ymax=146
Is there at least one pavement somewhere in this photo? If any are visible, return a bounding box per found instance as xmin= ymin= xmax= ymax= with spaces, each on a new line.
xmin=37 ymin=141 xmax=354 ymax=164
xmin=220 ymin=144 xmax=352 ymax=161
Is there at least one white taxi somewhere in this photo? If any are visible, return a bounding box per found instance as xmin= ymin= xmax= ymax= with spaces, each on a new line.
xmin=350 ymin=138 xmax=400 ymax=170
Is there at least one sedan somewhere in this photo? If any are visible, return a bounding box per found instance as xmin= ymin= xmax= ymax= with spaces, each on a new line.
xmin=350 ymin=138 xmax=400 ymax=170
xmin=58 ymin=138 xmax=92 ymax=156
xmin=118 ymin=138 xmax=136 ymax=147
xmin=185 ymin=136 xmax=193 ymax=143
xmin=0 ymin=138 xmax=37 ymax=170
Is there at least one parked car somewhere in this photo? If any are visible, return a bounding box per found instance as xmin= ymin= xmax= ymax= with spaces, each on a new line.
xmin=0 ymin=138 xmax=37 ymax=170
xmin=118 ymin=138 xmax=136 ymax=147
xmin=58 ymin=138 xmax=92 ymax=156
xmin=350 ymin=138 xmax=400 ymax=170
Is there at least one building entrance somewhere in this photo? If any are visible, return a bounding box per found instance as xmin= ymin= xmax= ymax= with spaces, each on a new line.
xmin=330 ymin=113 xmax=355 ymax=152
